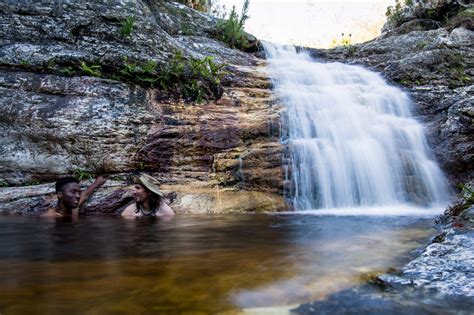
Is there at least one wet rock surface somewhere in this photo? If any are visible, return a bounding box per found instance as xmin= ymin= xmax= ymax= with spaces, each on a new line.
xmin=0 ymin=1 xmax=285 ymax=214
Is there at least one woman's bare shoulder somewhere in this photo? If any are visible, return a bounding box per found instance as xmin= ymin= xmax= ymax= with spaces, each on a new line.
xmin=158 ymin=201 xmax=175 ymax=216
xmin=121 ymin=204 xmax=137 ymax=217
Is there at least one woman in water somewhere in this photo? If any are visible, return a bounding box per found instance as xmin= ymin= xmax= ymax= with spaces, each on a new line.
xmin=121 ymin=173 xmax=174 ymax=217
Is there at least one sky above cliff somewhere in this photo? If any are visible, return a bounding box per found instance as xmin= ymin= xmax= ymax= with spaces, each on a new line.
xmin=215 ymin=0 xmax=397 ymax=48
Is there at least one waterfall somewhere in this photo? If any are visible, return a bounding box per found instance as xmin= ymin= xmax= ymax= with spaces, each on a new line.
xmin=264 ymin=43 xmax=450 ymax=212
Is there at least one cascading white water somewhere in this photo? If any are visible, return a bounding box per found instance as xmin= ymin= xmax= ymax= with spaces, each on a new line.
xmin=264 ymin=43 xmax=450 ymax=212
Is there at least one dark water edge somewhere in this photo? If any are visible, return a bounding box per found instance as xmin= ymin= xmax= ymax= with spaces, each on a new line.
xmin=0 ymin=213 xmax=463 ymax=314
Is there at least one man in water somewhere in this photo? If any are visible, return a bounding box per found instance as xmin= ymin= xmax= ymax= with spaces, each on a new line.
xmin=41 ymin=176 xmax=106 ymax=218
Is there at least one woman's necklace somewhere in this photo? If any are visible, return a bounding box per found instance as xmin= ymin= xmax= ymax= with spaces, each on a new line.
xmin=138 ymin=204 xmax=155 ymax=217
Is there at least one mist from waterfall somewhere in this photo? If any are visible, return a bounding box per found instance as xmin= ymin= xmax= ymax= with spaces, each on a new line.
xmin=263 ymin=43 xmax=450 ymax=213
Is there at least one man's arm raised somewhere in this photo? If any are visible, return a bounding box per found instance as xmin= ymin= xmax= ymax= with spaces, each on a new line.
xmin=79 ymin=176 xmax=107 ymax=206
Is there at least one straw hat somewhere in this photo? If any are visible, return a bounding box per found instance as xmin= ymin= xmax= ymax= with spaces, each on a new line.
xmin=132 ymin=173 xmax=164 ymax=197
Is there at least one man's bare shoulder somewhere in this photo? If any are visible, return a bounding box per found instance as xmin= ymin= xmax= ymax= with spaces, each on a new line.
xmin=40 ymin=208 xmax=63 ymax=218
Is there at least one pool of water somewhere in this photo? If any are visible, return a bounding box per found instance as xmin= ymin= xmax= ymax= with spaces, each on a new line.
xmin=0 ymin=213 xmax=435 ymax=314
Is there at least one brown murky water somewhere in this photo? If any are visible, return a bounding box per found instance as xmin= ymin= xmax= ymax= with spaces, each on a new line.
xmin=0 ymin=214 xmax=434 ymax=314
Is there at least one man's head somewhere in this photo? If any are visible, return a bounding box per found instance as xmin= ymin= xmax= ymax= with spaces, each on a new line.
xmin=55 ymin=177 xmax=81 ymax=210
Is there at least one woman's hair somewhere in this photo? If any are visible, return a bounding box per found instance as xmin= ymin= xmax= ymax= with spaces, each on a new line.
xmin=134 ymin=184 xmax=162 ymax=214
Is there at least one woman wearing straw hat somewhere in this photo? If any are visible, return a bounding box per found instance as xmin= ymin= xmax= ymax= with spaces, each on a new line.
xmin=121 ymin=173 xmax=174 ymax=217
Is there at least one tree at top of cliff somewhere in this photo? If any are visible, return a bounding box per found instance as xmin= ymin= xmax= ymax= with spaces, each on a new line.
xmin=175 ymin=0 xmax=214 ymax=12
xmin=214 ymin=0 xmax=251 ymax=50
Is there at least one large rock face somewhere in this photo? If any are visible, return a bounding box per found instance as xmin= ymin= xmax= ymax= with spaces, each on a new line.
xmin=0 ymin=1 xmax=286 ymax=214
xmin=305 ymin=4 xmax=473 ymax=186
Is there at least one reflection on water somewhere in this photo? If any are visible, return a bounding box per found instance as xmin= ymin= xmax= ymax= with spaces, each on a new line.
xmin=0 ymin=214 xmax=434 ymax=314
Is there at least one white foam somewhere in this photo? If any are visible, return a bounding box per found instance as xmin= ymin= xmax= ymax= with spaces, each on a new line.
xmin=274 ymin=205 xmax=445 ymax=217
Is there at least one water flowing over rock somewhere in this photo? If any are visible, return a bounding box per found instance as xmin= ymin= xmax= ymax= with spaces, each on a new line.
xmin=304 ymin=16 xmax=473 ymax=186
xmin=264 ymin=43 xmax=449 ymax=210
xmin=0 ymin=1 xmax=285 ymax=214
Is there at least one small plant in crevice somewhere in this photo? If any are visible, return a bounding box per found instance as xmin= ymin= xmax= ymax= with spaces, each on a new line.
xmin=181 ymin=25 xmax=196 ymax=36
xmin=25 ymin=180 xmax=41 ymax=186
xmin=120 ymin=16 xmax=136 ymax=38
xmin=459 ymin=183 xmax=474 ymax=205
xmin=442 ymin=51 xmax=471 ymax=86
xmin=79 ymin=61 xmax=102 ymax=77
xmin=137 ymin=161 xmax=152 ymax=171
xmin=46 ymin=58 xmax=55 ymax=70
xmin=117 ymin=57 xmax=159 ymax=86
xmin=60 ymin=66 xmax=76 ymax=76
xmin=347 ymin=45 xmax=357 ymax=56
xmin=74 ymin=169 xmax=95 ymax=181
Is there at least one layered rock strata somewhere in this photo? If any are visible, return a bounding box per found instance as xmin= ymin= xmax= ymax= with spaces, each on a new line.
xmin=0 ymin=1 xmax=286 ymax=214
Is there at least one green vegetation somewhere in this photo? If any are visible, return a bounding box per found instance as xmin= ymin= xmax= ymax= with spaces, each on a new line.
xmin=60 ymin=66 xmax=75 ymax=76
xmin=46 ymin=58 xmax=55 ymax=70
xmin=458 ymin=7 xmax=474 ymax=18
xmin=120 ymin=16 xmax=136 ymax=38
xmin=215 ymin=0 xmax=250 ymax=49
xmin=181 ymin=25 xmax=196 ymax=36
xmin=416 ymin=41 xmax=428 ymax=51
xmin=38 ymin=51 xmax=225 ymax=103
xmin=15 ymin=53 xmax=226 ymax=103
xmin=156 ymin=51 xmax=227 ymax=103
xmin=458 ymin=183 xmax=474 ymax=207
xmin=137 ymin=161 xmax=152 ymax=171
xmin=117 ymin=57 xmax=159 ymax=86
xmin=25 ymin=180 xmax=41 ymax=186
xmin=80 ymin=61 xmax=102 ymax=77
xmin=385 ymin=0 xmax=468 ymax=28
xmin=446 ymin=7 xmax=474 ymax=30
xmin=347 ymin=45 xmax=357 ymax=56
xmin=385 ymin=0 xmax=404 ymax=26
xmin=0 ymin=181 xmax=9 ymax=188
xmin=176 ymin=0 xmax=212 ymax=12
xmin=100 ymin=51 xmax=226 ymax=103
xmin=74 ymin=169 xmax=95 ymax=181
xmin=446 ymin=51 xmax=471 ymax=86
